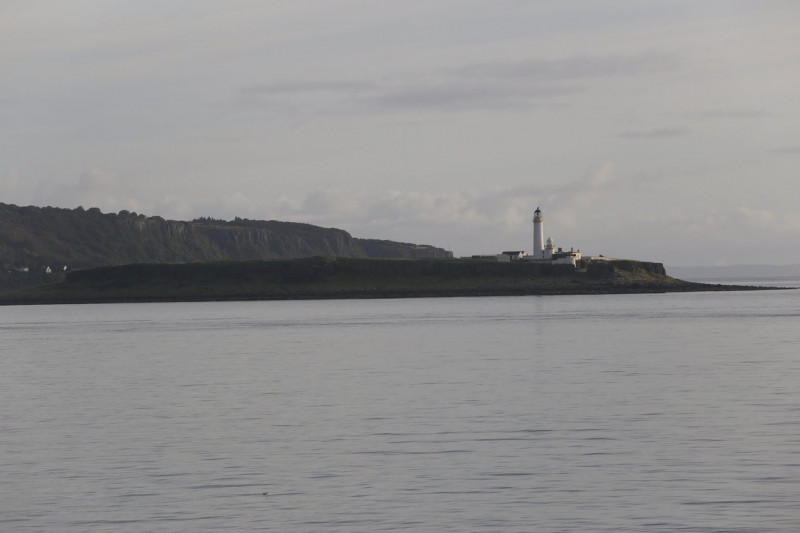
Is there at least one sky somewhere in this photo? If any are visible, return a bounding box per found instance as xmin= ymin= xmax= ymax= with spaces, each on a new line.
xmin=2 ymin=1 xmax=800 ymax=266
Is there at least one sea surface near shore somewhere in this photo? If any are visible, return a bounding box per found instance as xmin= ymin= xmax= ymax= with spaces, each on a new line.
xmin=2 ymin=279 xmax=799 ymax=532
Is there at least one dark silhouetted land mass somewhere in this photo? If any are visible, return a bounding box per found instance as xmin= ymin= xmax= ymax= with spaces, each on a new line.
xmin=0 ymin=203 xmax=451 ymax=291
xmin=0 ymin=257 xmax=775 ymax=306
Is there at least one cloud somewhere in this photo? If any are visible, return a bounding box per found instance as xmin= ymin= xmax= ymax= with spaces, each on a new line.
xmin=452 ymin=52 xmax=678 ymax=81
xmin=240 ymin=51 xmax=679 ymax=115
xmin=151 ymin=196 xmax=196 ymax=221
xmin=252 ymin=164 xmax=628 ymax=247
xmin=189 ymin=192 xmax=269 ymax=220
xmin=371 ymin=82 xmax=578 ymax=112
xmin=226 ymin=189 xmax=800 ymax=259
xmin=376 ymin=52 xmax=678 ymax=113
xmin=771 ymin=145 xmax=800 ymax=155
xmin=692 ymin=109 xmax=771 ymax=120
xmin=275 ymin=187 xmax=489 ymax=229
xmin=541 ymin=162 xmax=618 ymax=229
xmin=241 ymin=80 xmax=373 ymax=96
xmin=32 ymin=170 xmax=143 ymax=213
xmin=300 ymin=188 xmax=366 ymax=218
xmin=25 ymin=169 xmax=797 ymax=263
xmin=737 ymin=206 xmax=800 ymax=232
xmin=737 ymin=207 xmax=776 ymax=228
xmin=1 ymin=169 xmax=22 ymax=189
xmin=619 ymin=127 xmax=690 ymax=139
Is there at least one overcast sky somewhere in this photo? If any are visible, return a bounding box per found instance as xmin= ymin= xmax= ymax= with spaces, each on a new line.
xmin=3 ymin=1 xmax=800 ymax=266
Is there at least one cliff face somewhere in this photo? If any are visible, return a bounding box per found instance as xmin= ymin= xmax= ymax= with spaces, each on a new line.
xmin=355 ymin=239 xmax=454 ymax=259
xmin=191 ymin=221 xmax=366 ymax=260
xmin=0 ymin=203 xmax=451 ymax=290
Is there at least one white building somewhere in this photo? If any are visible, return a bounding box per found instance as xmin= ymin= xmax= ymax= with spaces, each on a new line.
xmin=525 ymin=207 xmax=581 ymax=266
xmin=496 ymin=250 xmax=527 ymax=262
xmin=532 ymin=207 xmax=544 ymax=259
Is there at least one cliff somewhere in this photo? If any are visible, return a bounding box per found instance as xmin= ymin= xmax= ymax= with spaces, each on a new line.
xmin=0 ymin=203 xmax=451 ymax=290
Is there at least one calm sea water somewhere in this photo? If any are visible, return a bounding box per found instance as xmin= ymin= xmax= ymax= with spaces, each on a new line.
xmin=2 ymin=284 xmax=800 ymax=532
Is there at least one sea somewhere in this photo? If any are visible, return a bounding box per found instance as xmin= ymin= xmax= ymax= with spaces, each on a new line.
xmin=2 ymin=277 xmax=799 ymax=532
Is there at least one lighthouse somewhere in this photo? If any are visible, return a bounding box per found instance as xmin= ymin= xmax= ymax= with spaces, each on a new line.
xmin=532 ymin=207 xmax=544 ymax=259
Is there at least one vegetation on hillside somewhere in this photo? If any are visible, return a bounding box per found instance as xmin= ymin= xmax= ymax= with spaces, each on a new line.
xmin=0 ymin=203 xmax=451 ymax=291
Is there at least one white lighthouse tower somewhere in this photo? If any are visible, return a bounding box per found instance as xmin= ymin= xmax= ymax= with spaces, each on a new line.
xmin=532 ymin=207 xmax=544 ymax=259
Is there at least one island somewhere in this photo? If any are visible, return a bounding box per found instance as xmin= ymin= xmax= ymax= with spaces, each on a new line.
xmin=0 ymin=204 xmax=784 ymax=304
xmin=0 ymin=256 xmax=771 ymax=305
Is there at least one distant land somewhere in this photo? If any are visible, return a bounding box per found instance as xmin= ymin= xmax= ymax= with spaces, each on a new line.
xmin=0 ymin=202 xmax=788 ymax=304
xmin=0 ymin=257 xmax=775 ymax=306
xmin=0 ymin=203 xmax=451 ymax=291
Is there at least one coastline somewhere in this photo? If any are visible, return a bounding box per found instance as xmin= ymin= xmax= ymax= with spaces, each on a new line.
xmin=0 ymin=257 xmax=784 ymax=306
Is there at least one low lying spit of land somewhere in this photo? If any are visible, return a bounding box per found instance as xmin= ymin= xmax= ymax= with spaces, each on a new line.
xmin=0 ymin=257 xmax=779 ymax=305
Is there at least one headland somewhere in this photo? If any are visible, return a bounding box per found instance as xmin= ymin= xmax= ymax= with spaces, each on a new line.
xmin=0 ymin=256 xmax=776 ymax=306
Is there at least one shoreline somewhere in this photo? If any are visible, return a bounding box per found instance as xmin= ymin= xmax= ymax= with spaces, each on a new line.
xmin=0 ymin=282 xmax=783 ymax=307
xmin=0 ymin=257 xmax=788 ymax=306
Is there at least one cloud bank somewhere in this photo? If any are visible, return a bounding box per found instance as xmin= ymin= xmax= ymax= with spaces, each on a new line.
xmin=3 ymin=1 xmax=800 ymax=265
